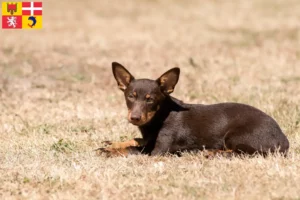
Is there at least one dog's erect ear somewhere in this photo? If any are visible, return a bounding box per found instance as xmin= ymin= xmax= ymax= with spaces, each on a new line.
xmin=112 ymin=62 xmax=135 ymax=91
xmin=156 ymin=68 xmax=180 ymax=94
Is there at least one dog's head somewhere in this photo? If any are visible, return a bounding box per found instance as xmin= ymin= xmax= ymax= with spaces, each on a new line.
xmin=112 ymin=62 xmax=180 ymax=126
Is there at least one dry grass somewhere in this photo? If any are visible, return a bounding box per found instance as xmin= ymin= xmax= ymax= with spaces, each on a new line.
xmin=1 ymin=0 xmax=300 ymax=199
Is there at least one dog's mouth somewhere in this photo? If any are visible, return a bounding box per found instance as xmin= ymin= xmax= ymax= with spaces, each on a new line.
xmin=129 ymin=120 xmax=147 ymax=126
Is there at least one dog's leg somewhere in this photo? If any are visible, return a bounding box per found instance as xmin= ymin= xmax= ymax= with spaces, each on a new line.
xmin=102 ymin=138 xmax=145 ymax=149
xmin=96 ymin=146 xmax=141 ymax=157
xmin=150 ymin=134 xmax=173 ymax=156
xmin=96 ymin=138 xmax=145 ymax=157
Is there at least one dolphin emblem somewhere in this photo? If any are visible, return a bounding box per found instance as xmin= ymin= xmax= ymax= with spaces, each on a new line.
xmin=28 ymin=16 xmax=37 ymax=28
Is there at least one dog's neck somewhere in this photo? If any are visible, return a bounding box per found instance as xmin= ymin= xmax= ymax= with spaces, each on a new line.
xmin=138 ymin=96 xmax=187 ymax=142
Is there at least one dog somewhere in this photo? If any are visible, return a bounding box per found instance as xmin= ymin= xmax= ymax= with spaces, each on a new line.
xmin=97 ymin=62 xmax=289 ymax=157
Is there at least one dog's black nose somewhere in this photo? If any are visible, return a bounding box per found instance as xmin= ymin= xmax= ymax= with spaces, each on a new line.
xmin=131 ymin=115 xmax=141 ymax=122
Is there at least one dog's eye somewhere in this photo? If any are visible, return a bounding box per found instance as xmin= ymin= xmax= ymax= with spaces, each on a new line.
xmin=128 ymin=94 xmax=135 ymax=99
xmin=146 ymin=98 xmax=154 ymax=104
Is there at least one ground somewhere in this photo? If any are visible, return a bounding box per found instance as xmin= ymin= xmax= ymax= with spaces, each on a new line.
xmin=0 ymin=0 xmax=300 ymax=199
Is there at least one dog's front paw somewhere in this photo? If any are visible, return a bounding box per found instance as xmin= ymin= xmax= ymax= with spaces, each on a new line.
xmin=95 ymin=147 xmax=129 ymax=157
xmin=101 ymin=139 xmax=142 ymax=149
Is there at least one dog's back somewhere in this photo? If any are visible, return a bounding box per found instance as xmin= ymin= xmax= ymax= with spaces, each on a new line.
xmin=139 ymin=96 xmax=289 ymax=155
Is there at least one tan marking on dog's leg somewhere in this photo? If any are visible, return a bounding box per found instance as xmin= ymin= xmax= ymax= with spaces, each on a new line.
xmin=96 ymin=147 xmax=129 ymax=157
xmin=111 ymin=138 xmax=145 ymax=149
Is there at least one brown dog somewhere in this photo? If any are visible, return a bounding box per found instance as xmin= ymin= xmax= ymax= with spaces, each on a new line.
xmin=97 ymin=62 xmax=289 ymax=157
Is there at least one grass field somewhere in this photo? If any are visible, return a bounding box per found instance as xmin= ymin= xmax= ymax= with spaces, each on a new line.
xmin=1 ymin=0 xmax=300 ymax=199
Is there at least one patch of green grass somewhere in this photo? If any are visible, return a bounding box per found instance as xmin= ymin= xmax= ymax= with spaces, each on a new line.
xmin=23 ymin=177 xmax=30 ymax=184
xmin=37 ymin=124 xmax=56 ymax=135
xmin=50 ymin=139 xmax=76 ymax=153
xmin=280 ymin=76 xmax=300 ymax=83
xmin=70 ymin=125 xmax=95 ymax=133
xmin=72 ymin=74 xmax=86 ymax=81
